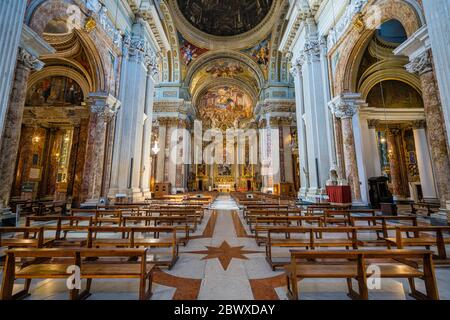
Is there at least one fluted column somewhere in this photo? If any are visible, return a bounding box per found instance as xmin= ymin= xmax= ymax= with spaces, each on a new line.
xmin=0 ymin=0 xmax=27 ymax=149
xmin=406 ymin=51 xmax=450 ymax=208
xmin=140 ymin=75 xmax=156 ymax=198
xmin=81 ymin=94 xmax=120 ymax=205
xmin=0 ymin=48 xmax=44 ymax=208
xmin=300 ymin=21 xmax=332 ymax=200
xmin=108 ymin=25 xmax=158 ymax=201
xmin=291 ymin=58 xmax=310 ymax=198
xmin=319 ymin=37 xmax=337 ymax=170
xmin=412 ymin=120 xmax=438 ymax=201
xmin=329 ymin=93 xmax=366 ymax=202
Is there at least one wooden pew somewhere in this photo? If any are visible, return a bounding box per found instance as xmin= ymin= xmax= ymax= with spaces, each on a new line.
xmin=25 ymin=216 xmax=93 ymax=247
xmin=385 ymin=226 xmax=450 ymax=263
xmin=285 ymin=249 xmax=439 ymax=300
xmin=123 ymin=216 xmax=190 ymax=245
xmin=350 ymin=216 xmax=418 ymax=244
xmin=87 ymin=226 xmax=179 ymax=268
xmin=0 ymin=227 xmax=45 ymax=249
xmin=254 ymin=216 xmax=323 ymax=246
xmin=1 ymin=248 xmax=154 ymax=300
xmin=266 ymin=227 xmax=360 ymax=270
xmin=410 ymin=201 xmax=441 ymax=217
xmin=144 ymin=209 xmax=199 ymax=231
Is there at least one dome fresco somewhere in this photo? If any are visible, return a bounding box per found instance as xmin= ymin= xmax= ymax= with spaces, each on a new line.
xmin=176 ymin=0 xmax=273 ymax=37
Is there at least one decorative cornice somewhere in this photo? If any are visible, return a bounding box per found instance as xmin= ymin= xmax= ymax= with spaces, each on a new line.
xmin=328 ymin=0 xmax=369 ymax=50
xmin=328 ymin=93 xmax=367 ymax=119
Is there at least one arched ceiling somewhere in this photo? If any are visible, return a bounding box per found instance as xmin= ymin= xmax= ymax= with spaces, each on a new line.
xmin=176 ymin=0 xmax=273 ymax=37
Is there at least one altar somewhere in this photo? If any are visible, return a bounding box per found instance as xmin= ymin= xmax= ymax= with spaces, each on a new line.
xmin=217 ymin=184 xmax=233 ymax=193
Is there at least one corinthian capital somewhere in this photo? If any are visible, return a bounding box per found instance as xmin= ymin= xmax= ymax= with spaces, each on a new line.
xmin=406 ymin=51 xmax=433 ymax=76
xmin=304 ymin=37 xmax=321 ymax=62
xmin=89 ymin=93 xmax=121 ymax=121
xmin=290 ymin=54 xmax=306 ymax=76
xmin=328 ymin=93 xmax=367 ymax=119
xmin=18 ymin=47 xmax=44 ymax=71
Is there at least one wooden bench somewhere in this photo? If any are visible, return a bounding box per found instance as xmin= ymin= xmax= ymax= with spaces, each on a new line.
xmin=1 ymin=248 xmax=155 ymax=300
xmin=87 ymin=226 xmax=178 ymax=268
xmin=144 ymin=209 xmax=200 ymax=231
xmin=285 ymin=249 xmax=439 ymax=300
xmin=410 ymin=201 xmax=441 ymax=217
xmin=123 ymin=216 xmax=190 ymax=245
xmin=350 ymin=216 xmax=418 ymax=244
xmin=266 ymin=227 xmax=360 ymax=270
xmin=26 ymin=216 xmax=93 ymax=247
xmin=0 ymin=227 xmax=45 ymax=249
xmin=254 ymin=216 xmax=323 ymax=246
xmin=385 ymin=226 xmax=450 ymax=263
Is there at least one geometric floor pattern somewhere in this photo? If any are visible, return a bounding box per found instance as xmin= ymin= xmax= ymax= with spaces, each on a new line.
xmin=1 ymin=195 xmax=450 ymax=300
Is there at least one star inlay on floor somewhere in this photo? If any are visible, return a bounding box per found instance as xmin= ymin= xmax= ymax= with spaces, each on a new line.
xmin=187 ymin=241 xmax=263 ymax=270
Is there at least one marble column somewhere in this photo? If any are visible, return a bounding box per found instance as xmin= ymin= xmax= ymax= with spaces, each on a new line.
xmin=386 ymin=129 xmax=405 ymax=200
xmin=155 ymin=120 xmax=167 ymax=183
xmin=422 ymin=0 xmax=450 ymax=149
xmin=0 ymin=0 xmax=27 ymax=149
xmin=412 ymin=120 xmax=438 ymax=201
xmin=366 ymin=120 xmax=382 ymax=178
xmin=291 ymin=59 xmax=310 ymax=198
xmin=166 ymin=122 xmax=176 ymax=194
xmin=281 ymin=124 xmax=294 ymax=184
xmin=406 ymin=51 xmax=450 ymax=208
xmin=329 ymin=93 xmax=365 ymax=202
xmin=0 ymin=48 xmax=43 ymax=208
xmin=81 ymin=93 xmax=120 ymax=206
xmin=333 ymin=117 xmax=346 ymax=180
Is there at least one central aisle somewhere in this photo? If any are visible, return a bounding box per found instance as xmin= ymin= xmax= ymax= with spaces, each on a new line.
xmin=196 ymin=195 xmax=261 ymax=300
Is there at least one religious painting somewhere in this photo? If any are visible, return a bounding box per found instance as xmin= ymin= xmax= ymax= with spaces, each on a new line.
xmin=206 ymin=61 xmax=244 ymax=78
xmin=197 ymin=164 xmax=206 ymax=176
xmin=243 ymin=38 xmax=270 ymax=70
xmin=243 ymin=164 xmax=253 ymax=177
xmin=367 ymin=81 xmax=424 ymax=109
xmin=218 ymin=164 xmax=232 ymax=177
xmin=179 ymin=33 xmax=208 ymax=66
xmin=26 ymin=76 xmax=84 ymax=107
xmin=403 ymin=129 xmax=419 ymax=181
xmin=177 ymin=0 xmax=273 ymax=37
xmin=197 ymin=86 xmax=253 ymax=129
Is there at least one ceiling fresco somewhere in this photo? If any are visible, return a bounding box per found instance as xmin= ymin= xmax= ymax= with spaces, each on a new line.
xmin=242 ymin=37 xmax=271 ymax=77
xmin=197 ymin=86 xmax=254 ymax=129
xmin=176 ymin=0 xmax=273 ymax=37
xmin=189 ymin=58 xmax=260 ymax=98
xmin=179 ymin=33 xmax=209 ymax=66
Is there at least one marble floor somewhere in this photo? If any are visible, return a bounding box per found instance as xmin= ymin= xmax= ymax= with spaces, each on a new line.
xmin=1 ymin=194 xmax=450 ymax=300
